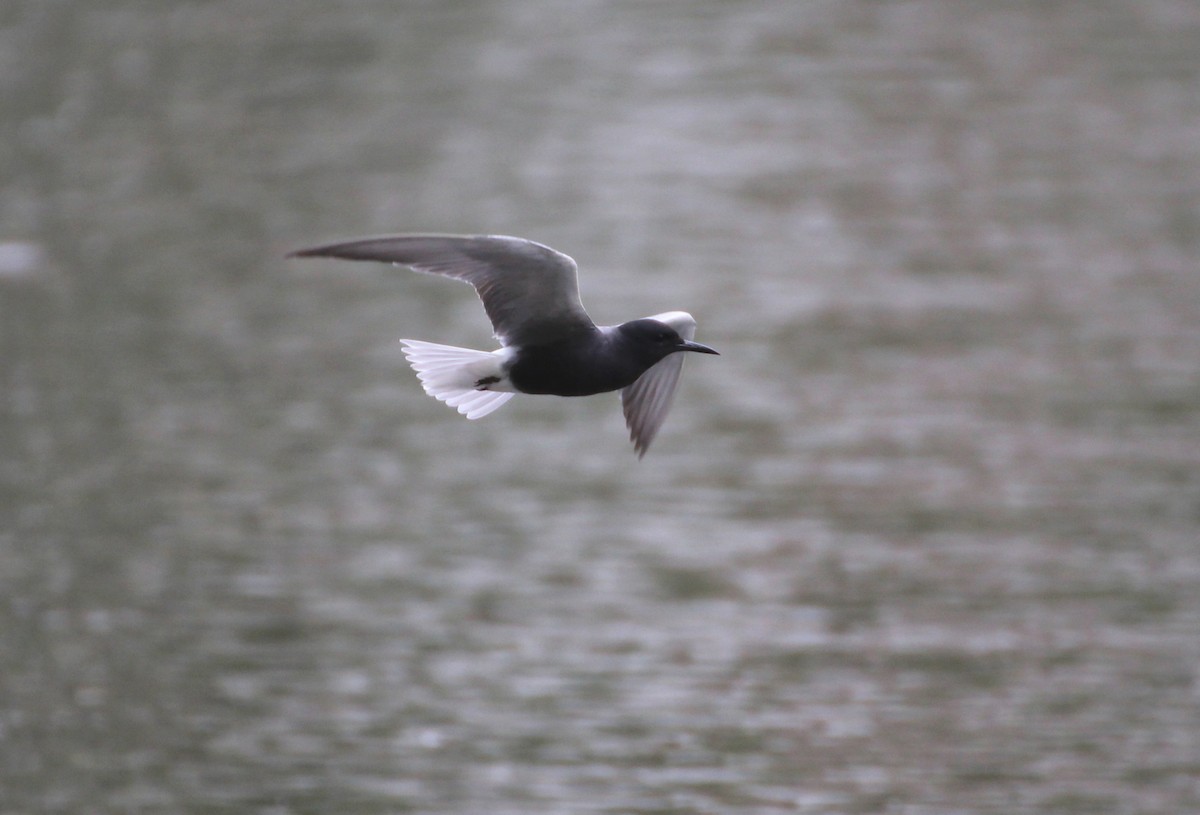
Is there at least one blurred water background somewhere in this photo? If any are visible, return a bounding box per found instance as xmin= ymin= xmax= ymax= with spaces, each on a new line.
xmin=3 ymin=1 xmax=1199 ymax=812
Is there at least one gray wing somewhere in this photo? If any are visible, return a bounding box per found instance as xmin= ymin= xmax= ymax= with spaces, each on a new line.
xmin=620 ymin=311 xmax=698 ymax=458
xmin=289 ymin=234 xmax=594 ymax=346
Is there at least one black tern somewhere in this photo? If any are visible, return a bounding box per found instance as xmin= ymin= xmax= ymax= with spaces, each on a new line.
xmin=288 ymin=234 xmax=718 ymax=457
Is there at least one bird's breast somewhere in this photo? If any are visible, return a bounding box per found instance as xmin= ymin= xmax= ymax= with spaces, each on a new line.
xmin=507 ymin=338 xmax=646 ymax=397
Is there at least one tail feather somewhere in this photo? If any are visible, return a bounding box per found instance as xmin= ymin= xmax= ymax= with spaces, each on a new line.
xmin=445 ymin=389 xmax=511 ymax=418
xmin=400 ymin=339 xmax=515 ymax=420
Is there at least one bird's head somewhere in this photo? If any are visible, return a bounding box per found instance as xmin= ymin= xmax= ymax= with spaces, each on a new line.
xmin=616 ymin=318 xmax=719 ymax=366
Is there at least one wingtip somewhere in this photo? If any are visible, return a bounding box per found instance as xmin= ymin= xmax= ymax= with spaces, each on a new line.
xmin=286 ymin=239 xmax=370 ymax=259
xmin=630 ymin=431 xmax=652 ymax=459
xmin=285 ymin=246 xmax=325 ymax=259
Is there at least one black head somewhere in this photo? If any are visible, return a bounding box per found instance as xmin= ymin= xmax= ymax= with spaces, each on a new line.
xmin=617 ymin=318 xmax=719 ymax=365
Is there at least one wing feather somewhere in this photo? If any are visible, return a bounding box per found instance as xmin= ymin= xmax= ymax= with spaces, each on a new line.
xmin=620 ymin=311 xmax=698 ymax=458
xmin=290 ymin=234 xmax=594 ymax=346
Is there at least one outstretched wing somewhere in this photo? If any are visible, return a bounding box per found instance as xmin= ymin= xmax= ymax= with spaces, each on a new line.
xmin=289 ymin=234 xmax=595 ymax=347
xmin=620 ymin=311 xmax=699 ymax=458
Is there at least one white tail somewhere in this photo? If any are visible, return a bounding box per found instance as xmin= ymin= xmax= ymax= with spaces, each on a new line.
xmin=399 ymin=339 xmax=515 ymax=419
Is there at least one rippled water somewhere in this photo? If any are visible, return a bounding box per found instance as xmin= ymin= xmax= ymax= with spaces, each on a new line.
xmin=3 ymin=1 xmax=1199 ymax=812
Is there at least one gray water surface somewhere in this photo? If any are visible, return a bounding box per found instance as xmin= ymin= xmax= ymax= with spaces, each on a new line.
xmin=3 ymin=2 xmax=1199 ymax=812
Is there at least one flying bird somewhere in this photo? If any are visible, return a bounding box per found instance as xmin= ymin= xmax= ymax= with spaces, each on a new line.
xmin=288 ymin=234 xmax=717 ymax=457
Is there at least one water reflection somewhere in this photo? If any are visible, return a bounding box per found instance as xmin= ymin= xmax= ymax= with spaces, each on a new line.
xmin=3 ymin=1 xmax=1199 ymax=812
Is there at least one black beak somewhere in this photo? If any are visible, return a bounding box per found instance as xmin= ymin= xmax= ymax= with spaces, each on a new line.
xmin=679 ymin=340 xmax=719 ymax=355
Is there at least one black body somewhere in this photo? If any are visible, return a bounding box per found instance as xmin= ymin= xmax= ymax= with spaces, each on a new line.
xmin=508 ymin=320 xmax=712 ymax=396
